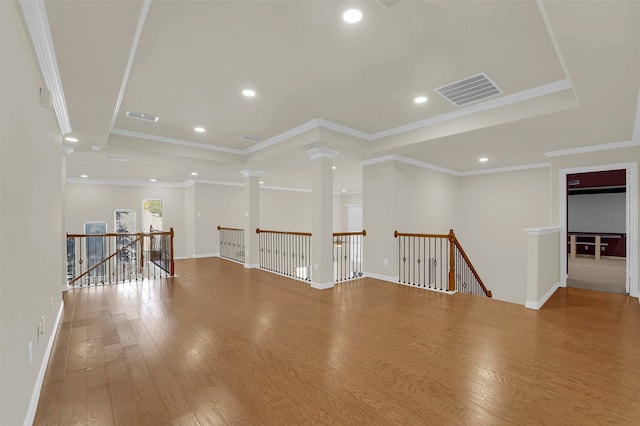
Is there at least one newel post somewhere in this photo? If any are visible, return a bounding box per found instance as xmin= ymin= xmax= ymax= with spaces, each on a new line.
xmin=138 ymin=232 xmax=144 ymax=274
xmin=448 ymin=229 xmax=456 ymax=292
xmin=169 ymin=227 xmax=175 ymax=276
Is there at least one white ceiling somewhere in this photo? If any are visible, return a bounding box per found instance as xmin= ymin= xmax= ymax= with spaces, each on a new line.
xmin=40 ymin=0 xmax=640 ymax=190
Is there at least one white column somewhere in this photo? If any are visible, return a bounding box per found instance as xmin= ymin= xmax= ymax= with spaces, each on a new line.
xmin=240 ymin=170 xmax=262 ymax=269
xmin=306 ymin=147 xmax=338 ymax=289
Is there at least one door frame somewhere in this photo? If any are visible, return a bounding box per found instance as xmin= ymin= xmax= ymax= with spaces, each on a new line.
xmin=559 ymin=162 xmax=638 ymax=297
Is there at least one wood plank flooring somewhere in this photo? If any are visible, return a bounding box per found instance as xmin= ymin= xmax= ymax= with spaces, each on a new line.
xmin=34 ymin=257 xmax=640 ymax=425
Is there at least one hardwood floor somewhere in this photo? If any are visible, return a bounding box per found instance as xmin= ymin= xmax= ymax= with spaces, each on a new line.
xmin=35 ymin=257 xmax=640 ymax=425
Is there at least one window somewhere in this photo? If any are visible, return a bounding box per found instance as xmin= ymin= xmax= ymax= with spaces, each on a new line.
xmin=143 ymin=199 xmax=163 ymax=232
xmin=115 ymin=210 xmax=136 ymax=263
xmin=84 ymin=221 xmax=107 ymax=279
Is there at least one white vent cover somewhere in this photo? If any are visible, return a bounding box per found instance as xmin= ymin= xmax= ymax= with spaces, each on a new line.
xmin=435 ymin=73 xmax=502 ymax=107
xmin=125 ymin=110 xmax=159 ymax=123
xmin=103 ymin=155 xmax=129 ymax=162
xmin=240 ymin=135 xmax=262 ymax=143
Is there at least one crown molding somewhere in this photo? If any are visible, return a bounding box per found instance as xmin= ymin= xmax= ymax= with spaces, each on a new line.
xmin=109 ymin=0 xmax=151 ymax=130
xmin=110 ymin=128 xmax=244 ymax=154
xmin=370 ymin=79 xmax=573 ymax=140
xmin=544 ymin=140 xmax=639 ymax=158
xmin=262 ymin=185 xmax=311 ymax=193
xmin=315 ymin=119 xmax=373 ymax=141
xmin=244 ymin=119 xmax=321 ymax=154
xmin=18 ymin=0 xmax=71 ymax=135
xmin=67 ymin=177 xmax=184 ymax=188
xmin=460 ymin=162 xmax=550 ymax=176
xmin=524 ymin=226 xmax=562 ymax=236
xmin=183 ymin=179 xmax=243 ymax=188
xmin=360 ymin=155 xmax=460 ymax=176
xmin=306 ymin=146 xmax=339 ymax=160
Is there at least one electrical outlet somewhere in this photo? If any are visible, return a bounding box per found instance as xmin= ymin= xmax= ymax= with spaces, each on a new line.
xmin=28 ymin=342 xmax=33 ymax=365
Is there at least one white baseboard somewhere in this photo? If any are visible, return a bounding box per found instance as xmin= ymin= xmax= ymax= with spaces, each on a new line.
xmin=363 ymin=272 xmax=399 ymax=283
xmin=24 ymin=299 xmax=64 ymax=426
xmin=194 ymin=253 xmax=219 ymax=259
xmin=525 ymin=282 xmax=561 ymax=310
xmin=244 ymin=263 xmax=260 ymax=269
xmin=310 ymin=281 xmax=335 ymax=290
xmin=173 ymin=256 xmax=189 ymax=260
xmin=396 ymin=280 xmax=457 ymax=295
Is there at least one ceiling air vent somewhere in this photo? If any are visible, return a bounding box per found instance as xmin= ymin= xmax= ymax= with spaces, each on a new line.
xmin=435 ymin=73 xmax=502 ymax=107
xmin=125 ymin=110 xmax=159 ymax=123
xmin=103 ymin=155 xmax=129 ymax=162
xmin=240 ymin=135 xmax=262 ymax=143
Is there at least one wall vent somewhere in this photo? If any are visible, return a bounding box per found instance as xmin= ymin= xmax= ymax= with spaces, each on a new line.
xmin=240 ymin=135 xmax=262 ymax=143
xmin=125 ymin=110 xmax=159 ymax=122
xmin=103 ymin=155 xmax=129 ymax=162
xmin=435 ymin=73 xmax=502 ymax=107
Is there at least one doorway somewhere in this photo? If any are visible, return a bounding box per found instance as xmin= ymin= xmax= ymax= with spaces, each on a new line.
xmin=560 ymin=163 xmax=638 ymax=297
xmin=566 ymin=170 xmax=627 ymax=294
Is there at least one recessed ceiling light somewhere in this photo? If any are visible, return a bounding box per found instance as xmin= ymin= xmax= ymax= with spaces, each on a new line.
xmin=259 ymin=181 xmax=265 ymax=184
xmin=194 ymin=127 xmax=205 ymax=133
xmin=150 ymin=178 xmax=157 ymax=182
xmin=341 ymin=189 xmax=347 ymax=193
xmin=242 ymin=89 xmax=256 ymax=97
xmin=191 ymin=172 xmax=198 ymax=176
xmin=332 ymin=166 xmax=336 ymax=170
xmin=479 ymin=157 xmax=489 ymax=162
xmin=64 ymin=137 xmax=78 ymax=143
xmin=414 ymin=96 xmax=428 ymax=104
xmin=80 ymin=174 xmax=88 ymax=178
xmin=343 ymin=9 xmax=362 ymax=23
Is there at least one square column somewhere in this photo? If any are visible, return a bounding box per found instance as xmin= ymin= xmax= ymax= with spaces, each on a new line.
xmin=240 ymin=170 xmax=262 ymax=268
xmin=306 ymin=147 xmax=338 ymax=289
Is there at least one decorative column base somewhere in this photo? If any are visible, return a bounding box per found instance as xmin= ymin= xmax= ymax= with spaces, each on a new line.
xmin=310 ymin=281 xmax=335 ymax=290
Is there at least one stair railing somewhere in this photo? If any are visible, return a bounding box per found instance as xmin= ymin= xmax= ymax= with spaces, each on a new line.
xmin=333 ymin=230 xmax=366 ymax=282
xmin=217 ymin=226 xmax=245 ymax=263
xmin=394 ymin=229 xmax=491 ymax=297
xmin=256 ymin=228 xmax=312 ymax=282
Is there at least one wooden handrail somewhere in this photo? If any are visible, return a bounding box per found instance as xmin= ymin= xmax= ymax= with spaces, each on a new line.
xmin=67 ymin=231 xmax=171 ymax=238
xmin=450 ymin=234 xmax=492 ymax=298
xmin=394 ymin=231 xmax=449 ymax=239
xmin=69 ymin=236 xmax=141 ymax=285
xmin=217 ymin=226 xmax=244 ymax=231
xmin=256 ymin=228 xmax=312 ymax=237
xmin=333 ymin=230 xmax=366 ymax=237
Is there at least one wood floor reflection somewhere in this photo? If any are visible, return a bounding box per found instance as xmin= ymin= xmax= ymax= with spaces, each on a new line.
xmin=35 ymin=258 xmax=640 ymax=425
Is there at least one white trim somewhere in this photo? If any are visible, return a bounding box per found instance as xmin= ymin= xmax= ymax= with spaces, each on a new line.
xmin=310 ymin=281 xmax=335 ymax=290
xmin=360 ymin=155 xmax=460 ymax=176
xmin=262 ymin=185 xmax=311 ymax=193
xmin=18 ymin=0 xmax=72 ymax=134
xmin=67 ymin=177 xmax=184 ymax=188
xmin=108 ymin=0 xmax=151 ymax=130
xmin=244 ymin=263 xmax=260 ymax=269
xmin=306 ymin=146 xmax=339 ymax=160
xmin=240 ymin=170 xmax=264 ymax=178
xmin=535 ymin=1 xmax=573 ymax=87
xmin=633 ymin=88 xmax=640 ymax=143
xmin=24 ymin=300 xmax=64 ymax=426
xmin=396 ymin=280 xmax=457 ymax=295
xmin=337 ymin=190 xmax=363 ymax=196
xmin=370 ymin=79 xmax=572 ymax=140
xmin=363 ymin=272 xmax=399 ymax=283
xmin=315 ymin=118 xmax=373 ymax=141
xmin=559 ymin=163 xmax=638 ymax=297
xmin=194 ymin=253 xmax=219 ymax=259
xmin=61 ymin=146 xmax=74 ymax=154
xmin=183 ymin=179 xmax=243 ymax=188
xmin=460 ymin=162 xmax=550 ymax=176
xmin=173 ymin=256 xmax=189 ymax=260
xmin=525 ymin=282 xmax=561 ymax=310
xmin=545 ymin=140 xmax=639 ymax=158
xmin=524 ymin=226 xmax=562 ymax=236
xmin=110 ymin=128 xmax=244 ymax=154
xmin=244 ymin=119 xmax=321 ymax=154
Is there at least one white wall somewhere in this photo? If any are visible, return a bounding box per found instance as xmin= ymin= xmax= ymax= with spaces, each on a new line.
xmin=456 ymin=167 xmax=551 ymax=304
xmin=194 ymin=183 xmax=243 ymax=256
xmin=1 ymin=3 xmax=65 ymax=424
xmin=66 ymin=183 xmax=187 ymax=258
xmin=260 ymin=189 xmax=312 ymax=232
xmin=568 ymin=192 xmax=626 ymax=233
